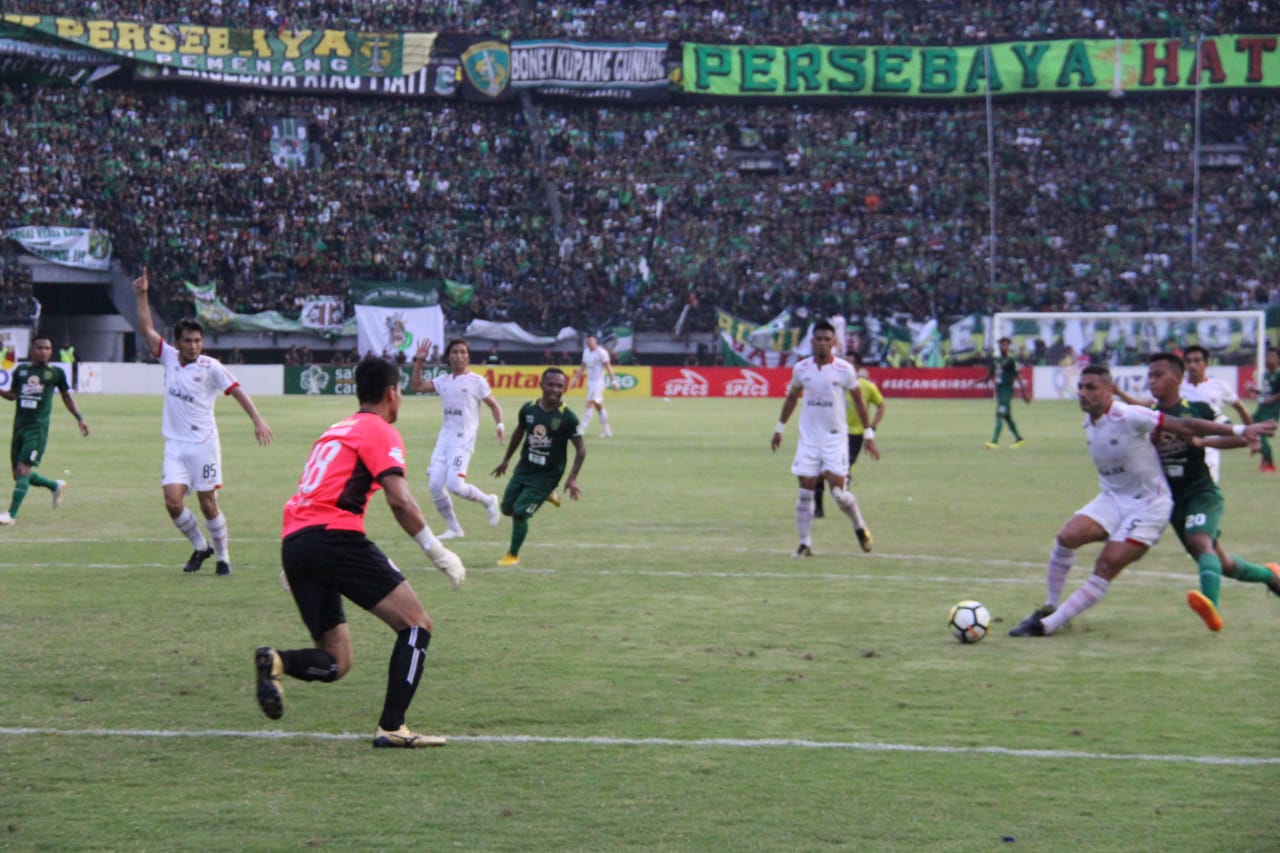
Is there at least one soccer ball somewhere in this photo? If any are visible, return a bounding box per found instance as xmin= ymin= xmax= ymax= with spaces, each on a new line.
xmin=948 ymin=600 xmax=991 ymax=643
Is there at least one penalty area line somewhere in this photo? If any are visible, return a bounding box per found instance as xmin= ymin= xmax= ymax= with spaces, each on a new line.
xmin=0 ymin=726 xmax=1275 ymax=766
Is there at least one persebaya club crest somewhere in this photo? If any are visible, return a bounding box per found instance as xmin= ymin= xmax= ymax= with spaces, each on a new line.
xmin=386 ymin=312 xmax=414 ymax=352
xmin=461 ymin=41 xmax=510 ymax=98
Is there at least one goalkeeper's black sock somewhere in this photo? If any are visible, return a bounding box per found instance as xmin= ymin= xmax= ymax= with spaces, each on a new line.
xmin=378 ymin=626 xmax=431 ymax=731
xmin=279 ymin=648 xmax=339 ymax=682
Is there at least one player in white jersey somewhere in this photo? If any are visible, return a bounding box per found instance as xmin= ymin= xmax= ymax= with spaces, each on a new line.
xmin=1181 ymin=344 xmax=1251 ymax=484
xmin=770 ymin=320 xmax=879 ymax=557
xmin=409 ymin=338 xmax=504 ymax=539
xmin=569 ymin=335 xmax=617 ymax=437
xmin=133 ymin=269 xmax=274 ymax=575
xmin=1010 ymin=364 xmax=1275 ymax=637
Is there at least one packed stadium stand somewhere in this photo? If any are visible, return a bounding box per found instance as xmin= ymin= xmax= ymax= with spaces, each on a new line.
xmin=3 ymin=2 xmax=1280 ymax=360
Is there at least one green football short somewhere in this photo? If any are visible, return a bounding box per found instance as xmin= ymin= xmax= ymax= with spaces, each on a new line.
xmin=10 ymin=423 xmax=49 ymax=469
xmin=1170 ymin=488 xmax=1224 ymax=550
xmin=501 ymin=470 xmax=560 ymax=520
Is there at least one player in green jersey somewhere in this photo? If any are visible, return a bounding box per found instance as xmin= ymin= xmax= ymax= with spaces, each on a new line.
xmin=1247 ymin=347 xmax=1280 ymax=473
xmin=490 ymin=368 xmax=586 ymax=567
xmin=0 ymin=337 xmax=90 ymax=525
xmin=973 ymin=337 xmax=1029 ymax=449
xmin=1147 ymin=352 xmax=1280 ymax=631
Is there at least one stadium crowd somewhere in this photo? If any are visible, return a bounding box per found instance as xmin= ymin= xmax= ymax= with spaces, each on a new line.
xmin=21 ymin=1 xmax=1280 ymax=42
xmin=3 ymin=1 xmax=1280 ymax=336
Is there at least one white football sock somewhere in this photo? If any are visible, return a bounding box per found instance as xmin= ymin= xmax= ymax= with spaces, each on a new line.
xmin=433 ymin=492 xmax=461 ymax=532
xmin=795 ymin=488 xmax=815 ymax=546
xmin=206 ymin=512 xmax=229 ymax=561
xmin=174 ymin=508 xmax=209 ymax=550
xmin=1046 ymin=541 xmax=1076 ymax=607
xmin=453 ymin=481 xmax=490 ymax=504
xmin=1042 ymin=574 xmax=1109 ymax=634
xmin=831 ymin=486 xmax=867 ymax=529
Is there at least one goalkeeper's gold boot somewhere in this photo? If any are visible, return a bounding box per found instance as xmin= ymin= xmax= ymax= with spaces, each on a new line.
xmin=373 ymin=725 xmax=446 ymax=748
xmin=254 ymin=646 xmax=285 ymax=720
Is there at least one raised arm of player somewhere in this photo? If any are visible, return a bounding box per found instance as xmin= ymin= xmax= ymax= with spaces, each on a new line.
xmin=408 ymin=340 xmax=437 ymax=394
xmin=131 ymin=267 xmax=164 ymax=356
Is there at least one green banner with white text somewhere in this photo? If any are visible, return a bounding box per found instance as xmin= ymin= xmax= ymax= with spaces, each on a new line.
xmin=682 ymin=36 xmax=1280 ymax=99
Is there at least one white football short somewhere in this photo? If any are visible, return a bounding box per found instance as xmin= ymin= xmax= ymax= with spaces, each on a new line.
xmin=790 ymin=434 xmax=849 ymax=479
xmin=586 ymin=380 xmax=607 ymax=405
xmin=162 ymin=439 xmax=223 ymax=492
xmin=1077 ymin=490 xmax=1172 ymax=546
xmin=428 ymin=436 xmax=477 ymax=494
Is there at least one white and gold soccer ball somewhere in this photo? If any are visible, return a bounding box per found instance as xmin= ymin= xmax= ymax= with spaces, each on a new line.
xmin=948 ymin=600 xmax=991 ymax=643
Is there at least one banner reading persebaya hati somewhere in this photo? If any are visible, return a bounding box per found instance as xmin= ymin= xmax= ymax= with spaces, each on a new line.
xmin=683 ymin=35 xmax=1280 ymax=98
xmin=1 ymin=14 xmax=435 ymax=78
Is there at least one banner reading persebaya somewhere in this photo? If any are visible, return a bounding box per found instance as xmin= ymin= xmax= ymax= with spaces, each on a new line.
xmin=7 ymin=226 xmax=111 ymax=270
xmin=1 ymin=14 xmax=435 ymax=78
xmin=683 ymin=35 xmax=1280 ymax=98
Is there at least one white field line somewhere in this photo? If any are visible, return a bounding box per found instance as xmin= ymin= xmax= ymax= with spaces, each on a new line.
xmin=0 ymin=726 xmax=1274 ymax=766
xmin=0 ymin=536 xmax=1210 ymax=583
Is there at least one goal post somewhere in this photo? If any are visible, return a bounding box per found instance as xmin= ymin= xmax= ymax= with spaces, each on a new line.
xmin=991 ymin=310 xmax=1267 ymax=401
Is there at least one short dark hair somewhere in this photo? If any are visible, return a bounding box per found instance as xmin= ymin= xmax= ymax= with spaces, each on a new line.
xmin=1081 ymin=364 xmax=1111 ymax=381
xmin=998 ymin=336 xmax=1012 ymax=345
xmin=173 ymin=318 xmax=203 ymax=340
xmin=445 ymin=338 xmax=470 ymax=358
xmin=1148 ymin=351 xmax=1185 ymax=373
xmin=1182 ymin=345 xmax=1209 ymax=361
xmin=31 ymin=336 xmax=52 ymax=347
xmin=813 ymin=320 xmax=836 ymax=335
xmin=356 ymin=356 xmax=400 ymax=404
xmin=541 ymin=366 xmax=567 ymax=383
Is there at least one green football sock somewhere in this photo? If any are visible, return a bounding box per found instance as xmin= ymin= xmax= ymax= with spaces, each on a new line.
xmin=991 ymin=419 xmax=1003 ymax=442
xmin=1007 ymin=418 xmax=1023 ymax=441
xmin=9 ymin=474 xmax=29 ymax=517
xmin=28 ymin=471 xmax=57 ymax=490
xmin=1197 ymin=552 xmax=1223 ymax=606
xmin=1226 ymin=554 xmax=1277 ymax=585
xmin=509 ymin=517 xmax=529 ymax=557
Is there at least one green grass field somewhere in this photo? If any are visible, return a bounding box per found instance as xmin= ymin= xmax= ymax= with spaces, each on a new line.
xmin=1 ymin=394 xmax=1277 ymax=851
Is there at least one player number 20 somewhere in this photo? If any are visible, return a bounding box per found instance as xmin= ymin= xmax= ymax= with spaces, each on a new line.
xmin=1184 ymin=513 xmax=1207 ymax=530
